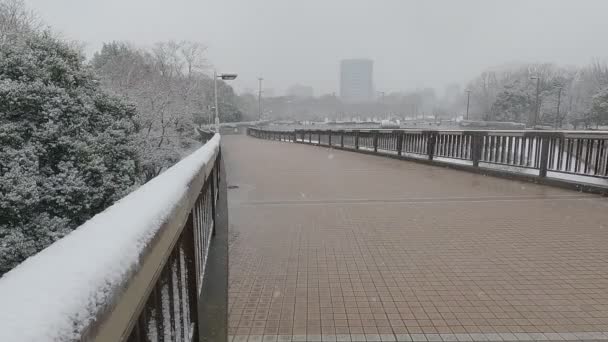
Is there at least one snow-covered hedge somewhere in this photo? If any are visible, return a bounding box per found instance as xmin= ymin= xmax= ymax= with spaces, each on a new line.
xmin=0 ymin=134 xmax=220 ymax=342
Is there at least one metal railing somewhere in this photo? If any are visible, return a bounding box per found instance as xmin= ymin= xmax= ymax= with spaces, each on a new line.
xmin=248 ymin=127 xmax=608 ymax=191
xmin=0 ymin=135 xmax=226 ymax=342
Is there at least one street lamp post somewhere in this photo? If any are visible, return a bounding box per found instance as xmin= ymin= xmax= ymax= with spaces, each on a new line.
xmin=465 ymin=89 xmax=472 ymax=120
xmin=530 ymin=76 xmax=541 ymax=127
xmin=378 ymin=91 xmax=386 ymax=120
xmin=258 ymin=77 xmax=264 ymax=121
xmin=213 ymin=70 xmax=238 ymax=133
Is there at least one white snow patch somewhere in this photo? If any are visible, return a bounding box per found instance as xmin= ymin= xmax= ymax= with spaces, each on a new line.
xmin=0 ymin=134 xmax=221 ymax=342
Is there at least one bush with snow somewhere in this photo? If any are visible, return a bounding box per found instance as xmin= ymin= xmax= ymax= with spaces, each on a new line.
xmin=0 ymin=18 xmax=139 ymax=274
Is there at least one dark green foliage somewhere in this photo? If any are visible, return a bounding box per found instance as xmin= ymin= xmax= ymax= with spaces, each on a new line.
xmin=0 ymin=31 xmax=139 ymax=275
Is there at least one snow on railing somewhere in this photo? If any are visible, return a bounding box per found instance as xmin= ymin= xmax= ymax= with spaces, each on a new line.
xmin=0 ymin=134 xmax=221 ymax=342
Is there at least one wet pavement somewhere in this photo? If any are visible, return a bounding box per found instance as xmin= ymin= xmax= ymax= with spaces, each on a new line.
xmin=224 ymin=135 xmax=608 ymax=342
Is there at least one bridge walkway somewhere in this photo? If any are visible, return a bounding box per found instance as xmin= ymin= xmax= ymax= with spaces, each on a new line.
xmin=224 ymin=135 xmax=608 ymax=342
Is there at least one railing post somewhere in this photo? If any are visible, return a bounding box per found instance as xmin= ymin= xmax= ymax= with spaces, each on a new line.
xmin=465 ymin=132 xmax=483 ymax=167
xmin=373 ymin=131 xmax=379 ymax=153
xmin=538 ymin=134 xmax=551 ymax=177
xmin=355 ymin=131 xmax=360 ymax=149
xmin=328 ymin=132 xmax=332 ymax=146
xmin=341 ymin=131 xmax=344 ymax=148
xmin=396 ymin=131 xmax=403 ymax=156
xmin=470 ymin=132 xmax=483 ymax=167
xmin=426 ymin=131 xmax=436 ymax=161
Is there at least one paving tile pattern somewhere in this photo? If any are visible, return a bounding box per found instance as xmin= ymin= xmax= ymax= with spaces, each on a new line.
xmin=224 ymin=136 xmax=608 ymax=341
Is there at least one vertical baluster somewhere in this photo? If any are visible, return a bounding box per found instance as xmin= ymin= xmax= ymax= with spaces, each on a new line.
xmin=184 ymin=213 xmax=199 ymax=341
xmin=526 ymin=137 xmax=533 ymax=167
xmin=391 ymin=132 xmax=401 ymax=154
xmin=488 ymin=136 xmax=495 ymax=163
xmin=574 ymin=139 xmax=582 ymax=173
xmin=565 ymin=139 xmax=572 ymax=172
xmin=597 ymin=139 xmax=606 ymax=176
xmin=422 ymin=134 xmax=426 ymax=154
xmin=450 ymin=135 xmax=455 ymax=158
xmin=437 ymin=134 xmax=442 ymax=156
xmin=468 ymin=134 xmax=472 ymax=159
xmin=592 ymin=139 xmax=600 ymax=176
xmin=419 ymin=134 xmax=424 ymax=154
xmin=503 ymin=136 xmax=509 ymax=163
xmin=460 ymin=135 xmax=465 ymax=159
xmin=174 ymin=243 xmax=185 ymax=342
xmin=530 ymin=136 xmax=536 ymax=168
xmin=459 ymin=134 xmax=463 ymax=159
xmin=505 ymin=136 xmax=512 ymax=165
xmin=546 ymin=137 xmax=553 ymax=170
xmin=154 ymin=286 xmax=165 ymax=342
xmin=517 ymin=137 xmax=524 ymax=166
xmin=493 ymin=136 xmax=499 ymax=162
xmin=536 ymin=136 xmax=543 ymax=168
xmin=492 ymin=136 xmax=498 ymax=163
xmin=448 ymin=134 xmax=452 ymax=157
xmin=600 ymin=139 xmax=608 ymax=176
xmin=584 ymin=139 xmax=592 ymax=174
xmin=164 ymin=265 xmax=176 ymax=341
xmin=408 ymin=134 xmax=413 ymax=153
xmin=514 ymin=137 xmax=521 ymax=166
xmin=556 ymin=137 xmax=564 ymax=171
xmin=499 ymin=136 xmax=505 ymax=164
xmin=171 ymin=252 xmax=183 ymax=342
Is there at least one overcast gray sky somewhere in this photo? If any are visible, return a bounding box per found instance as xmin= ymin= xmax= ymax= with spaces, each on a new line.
xmin=25 ymin=0 xmax=608 ymax=96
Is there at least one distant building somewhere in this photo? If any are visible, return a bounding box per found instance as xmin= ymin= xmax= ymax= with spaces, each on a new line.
xmin=340 ymin=59 xmax=374 ymax=103
xmin=263 ymin=88 xmax=275 ymax=98
xmin=443 ymin=83 xmax=461 ymax=103
xmin=286 ymin=84 xmax=314 ymax=98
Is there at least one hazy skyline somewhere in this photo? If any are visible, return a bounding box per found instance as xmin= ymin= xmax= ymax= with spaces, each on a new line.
xmin=25 ymin=0 xmax=608 ymax=96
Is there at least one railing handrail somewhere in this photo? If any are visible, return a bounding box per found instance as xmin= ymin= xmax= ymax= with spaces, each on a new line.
xmin=288 ymin=127 xmax=608 ymax=135
xmin=248 ymin=127 xmax=608 ymax=194
xmin=0 ymin=134 xmax=221 ymax=342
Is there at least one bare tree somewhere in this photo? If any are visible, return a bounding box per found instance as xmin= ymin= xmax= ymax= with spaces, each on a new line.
xmin=0 ymin=0 xmax=42 ymax=42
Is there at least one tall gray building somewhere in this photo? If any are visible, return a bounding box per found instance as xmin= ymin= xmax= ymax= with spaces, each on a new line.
xmin=340 ymin=59 xmax=374 ymax=103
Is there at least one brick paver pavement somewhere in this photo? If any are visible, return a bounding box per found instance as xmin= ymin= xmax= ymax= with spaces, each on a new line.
xmin=224 ymin=135 xmax=608 ymax=342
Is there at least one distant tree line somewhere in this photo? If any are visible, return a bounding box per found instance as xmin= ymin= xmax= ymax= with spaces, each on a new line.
xmin=253 ymin=62 xmax=608 ymax=129
xmin=91 ymin=41 xmax=243 ymax=181
xmin=466 ymin=62 xmax=608 ymax=128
